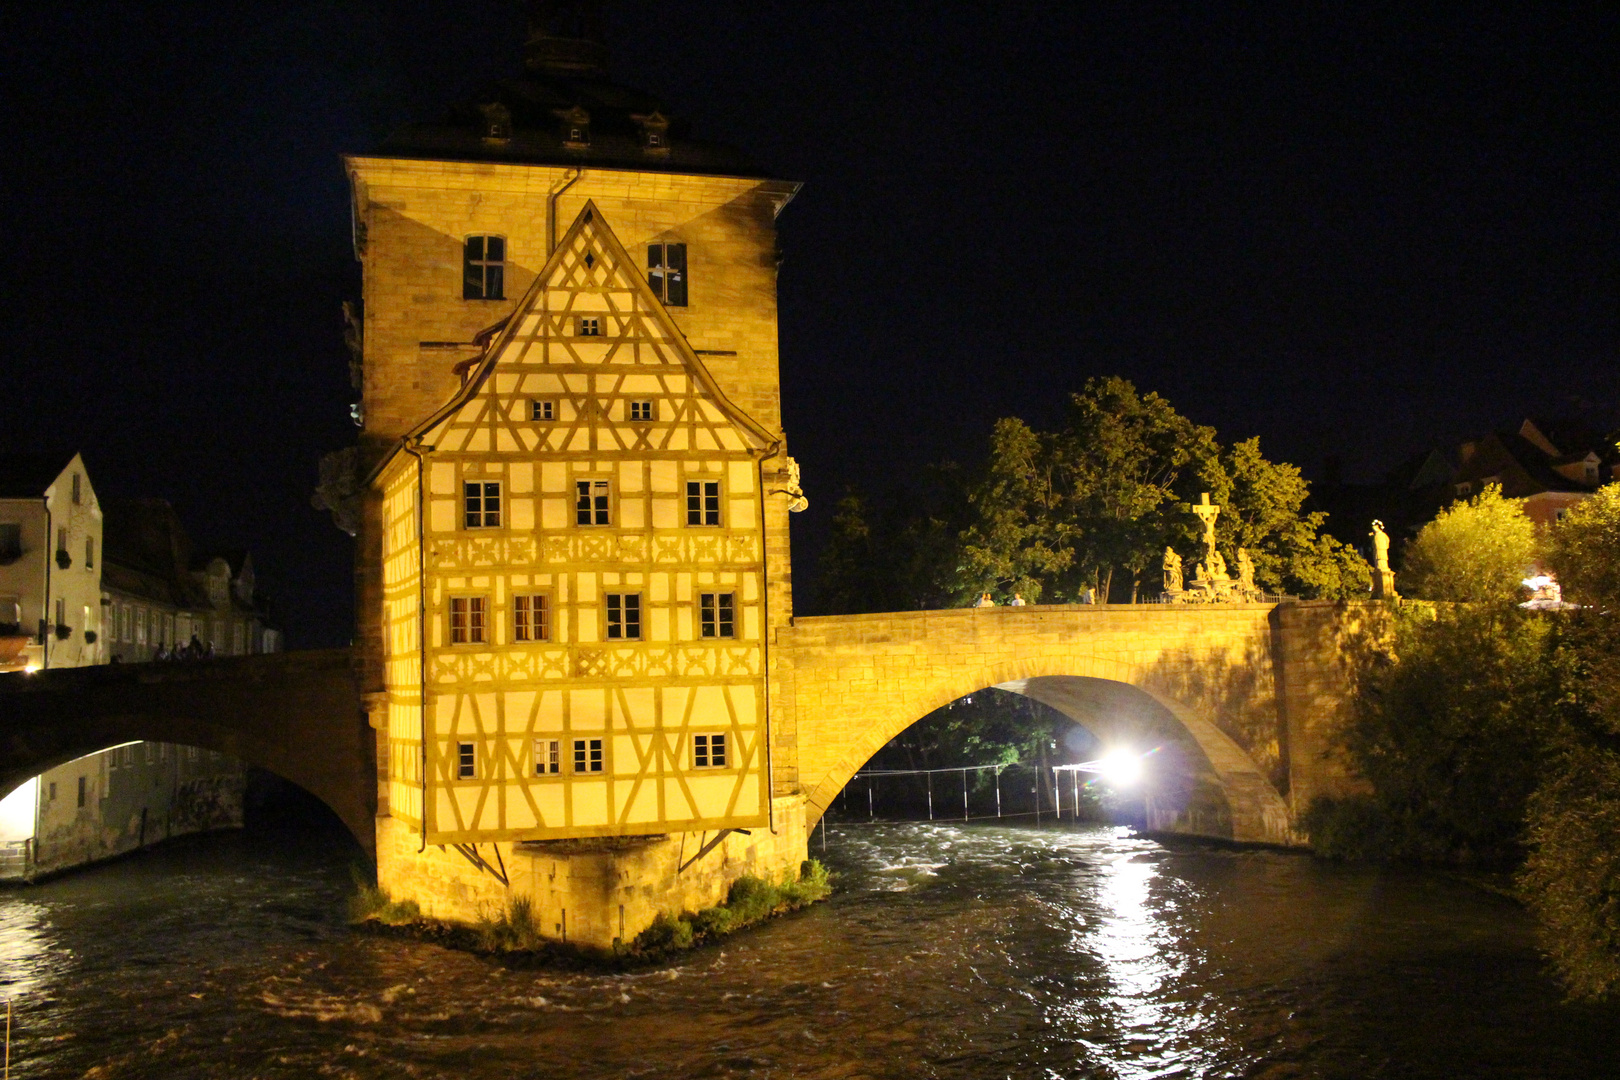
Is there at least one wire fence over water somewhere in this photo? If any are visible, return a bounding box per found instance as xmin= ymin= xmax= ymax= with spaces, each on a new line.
xmin=827 ymin=762 xmax=1118 ymax=826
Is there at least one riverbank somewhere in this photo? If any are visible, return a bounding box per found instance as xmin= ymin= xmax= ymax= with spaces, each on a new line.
xmin=350 ymin=859 xmax=832 ymax=969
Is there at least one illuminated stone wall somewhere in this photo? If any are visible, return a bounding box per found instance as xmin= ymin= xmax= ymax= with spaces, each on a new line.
xmin=779 ymin=601 xmax=1387 ymax=846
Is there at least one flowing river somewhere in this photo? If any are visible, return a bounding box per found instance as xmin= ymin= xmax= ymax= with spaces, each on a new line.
xmin=0 ymin=816 xmax=1615 ymax=1079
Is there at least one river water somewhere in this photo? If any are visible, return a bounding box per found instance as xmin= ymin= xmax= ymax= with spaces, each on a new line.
xmin=0 ymin=818 xmax=1615 ymax=1079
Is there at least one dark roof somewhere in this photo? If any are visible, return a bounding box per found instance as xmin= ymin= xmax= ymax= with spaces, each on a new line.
xmin=190 ymin=548 xmax=250 ymax=577
xmin=369 ymin=7 xmax=772 ymax=178
xmin=0 ymin=453 xmax=75 ymax=498
xmin=101 ymin=499 xmax=212 ymax=609
xmin=375 ymin=78 xmax=767 ymax=177
xmin=1456 ymin=432 xmax=1591 ymax=496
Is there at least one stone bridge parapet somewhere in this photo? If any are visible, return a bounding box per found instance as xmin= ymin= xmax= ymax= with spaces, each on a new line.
xmin=0 ymin=649 xmax=372 ymax=856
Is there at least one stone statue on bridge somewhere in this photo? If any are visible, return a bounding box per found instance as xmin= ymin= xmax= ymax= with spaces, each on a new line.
xmin=1370 ymin=519 xmax=1399 ymax=600
xmin=1162 ymin=547 xmax=1183 ymax=596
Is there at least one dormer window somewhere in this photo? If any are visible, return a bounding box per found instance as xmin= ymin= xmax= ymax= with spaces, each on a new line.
xmin=556 ymin=106 xmax=591 ymax=149
xmin=479 ymin=102 xmax=512 ymax=142
xmin=577 ymin=316 xmax=601 ymax=337
xmin=633 ymin=111 xmax=671 ymax=155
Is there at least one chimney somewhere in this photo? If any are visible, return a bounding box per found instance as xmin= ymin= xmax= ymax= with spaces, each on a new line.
xmin=1458 ymin=440 xmax=1476 ymax=463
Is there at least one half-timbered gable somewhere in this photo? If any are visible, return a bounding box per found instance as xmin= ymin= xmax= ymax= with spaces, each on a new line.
xmin=377 ymin=202 xmax=779 ymax=845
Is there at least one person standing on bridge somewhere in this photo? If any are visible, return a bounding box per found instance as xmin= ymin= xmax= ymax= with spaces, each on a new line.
xmin=973 ymin=592 xmax=996 ymax=607
xmin=1009 ymin=593 xmax=1027 ymax=606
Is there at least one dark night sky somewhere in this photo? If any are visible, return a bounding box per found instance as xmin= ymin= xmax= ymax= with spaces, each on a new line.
xmin=1 ymin=3 xmax=1616 ymax=645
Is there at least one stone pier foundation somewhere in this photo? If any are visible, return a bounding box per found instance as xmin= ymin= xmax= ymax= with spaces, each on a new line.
xmin=375 ymin=797 xmax=809 ymax=950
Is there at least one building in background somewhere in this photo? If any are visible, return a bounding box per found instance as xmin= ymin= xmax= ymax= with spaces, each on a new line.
xmin=100 ymin=499 xmax=279 ymax=661
xmin=0 ymin=495 xmax=274 ymax=881
xmin=0 ymin=452 xmax=104 ymax=672
xmin=1450 ymin=416 xmax=1620 ymax=528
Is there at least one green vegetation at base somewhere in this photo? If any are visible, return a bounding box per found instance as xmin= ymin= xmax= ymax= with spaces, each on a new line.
xmin=631 ymin=860 xmax=832 ymax=958
xmin=345 ymin=860 xmax=832 ymax=968
xmin=1303 ymin=484 xmax=1620 ymax=1001
xmin=346 ymin=868 xmax=422 ymax=925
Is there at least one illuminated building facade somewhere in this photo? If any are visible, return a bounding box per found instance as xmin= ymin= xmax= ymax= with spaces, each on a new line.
xmin=346 ymin=5 xmax=808 ymax=944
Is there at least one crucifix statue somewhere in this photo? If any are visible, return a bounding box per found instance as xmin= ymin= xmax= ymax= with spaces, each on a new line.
xmin=1193 ymin=492 xmax=1221 ymax=567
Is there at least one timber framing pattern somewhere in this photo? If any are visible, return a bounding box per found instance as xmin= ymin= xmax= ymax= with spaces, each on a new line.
xmin=373 ymin=203 xmax=780 ymax=846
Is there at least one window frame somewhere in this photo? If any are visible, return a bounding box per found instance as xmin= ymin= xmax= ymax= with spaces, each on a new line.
xmin=605 ymin=592 xmax=642 ymax=641
xmin=699 ymin=592 xmax=737 ymax=639
xmin=572 ymin=737 xmax=605 ymax=774
xmin=693 ymin=733 xmax=729 ymax=769
xmin=647 ymin=242 xmax=688 ymax=307
xmin=514 ymin=593 xmax=550 ymax=643
xmin=575 ymin=478 xmax=612 ymax=527
xmin=463 ymin=481 xmax=502 ymax=529
xmin=576 ymin=315 xmax=602 ymax=337
xmin=533 ymin=738 xmax=561 ymax=776
xmin=530 ymin=398 xmax=558 ymax=422
xmin=628 ymin=399 xmax=656 ymax=423
xmin=463 ymin=235 xmax=507 ymax=301
xmin=448 ymin=595 xmax=489 ymax=646
xmin=686 ymin=480 xmax=722 ymax=527
xmin=456 ymin=741 xmax=476 ymax=780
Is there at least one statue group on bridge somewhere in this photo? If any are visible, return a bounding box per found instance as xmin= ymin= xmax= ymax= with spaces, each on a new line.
xmin=1162 ymin=492 xmax=1264 ymax=604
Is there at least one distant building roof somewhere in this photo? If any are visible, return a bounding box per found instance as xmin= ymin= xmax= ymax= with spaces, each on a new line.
xmin=0 ymin=453 xmax=77 ymax=498
xmin=101 ymin=499 xmax=212 ymax=610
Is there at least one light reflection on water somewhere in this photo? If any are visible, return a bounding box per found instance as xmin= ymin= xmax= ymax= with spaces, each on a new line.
xmin=0 ymin=820 xmax=1616 ymax=1078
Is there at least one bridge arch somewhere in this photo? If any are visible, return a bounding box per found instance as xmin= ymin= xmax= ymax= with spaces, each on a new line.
xmin=0 ymin=650 xmax=373 ymax=856
xmin=779 ymin=605 xmax=1319 ymax=846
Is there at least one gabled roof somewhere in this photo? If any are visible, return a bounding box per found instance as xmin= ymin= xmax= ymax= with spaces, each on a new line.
xmin=370 ymin=200 xmax=779 ymax=483
xmin=1456 ymin=432 xmax=1592 ymax=495
xmin=101 ymin=499 xmax=214 ymax=609
xmin=0 ymin=453 xmax=78 ymax=498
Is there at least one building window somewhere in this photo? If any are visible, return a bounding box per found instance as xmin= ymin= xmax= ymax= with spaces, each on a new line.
xmin=77 ymin=776 xmax=86 ymax=807
xmin=457 ymin=742 xmax=476 ymax=779
xmin=71 ymin=473 xmax=81 ymax=504
xmin=463 ymin=236 xmax=506 ymax=300
xmin=48 ymin=781 xmax=56 ymax=802
xmin=534 ymin=739 xmax=561 ymax=776
xmin=694 ymin=733 xmax=728 ymax=769
xmin=57 ymin=526 xmax=67 ymax=554
xmin=56 ymin=598 xmax=66 ymax=632
xmin=0 ymin=524 xmax=19 ymax=562
xmin=1455 ymin=481 xmax=1473 ymax=497
xmin=573 ymin=737 xmax=604 ymax=774
xmin=530 ymin=399 xmax=557 ymax=422
xmin=700 ymin=593 xmax=736 ymax=639
xmin=464 ymin=481 xmax=502 ymax=528
xmin=449 ymin=596 xmax=488 ymax=645
xmin=686 ymin=480 xmax=721 ymax=526
xmin=577 ymin=316 xmax=602 ymax=337
xmin=648 ymin=243 xmax=687 ymax=306
xmin=85 ymin=537 xmax=93 ymax=569
xmin=514 ymin=594 xmax=549 ymax=642
xmin=629 ymin=400 xmax=655 ymax=422
xmin=134 ymin=606 xmax=146 ymax=645
xmin=575 ymin=479 xmax=611 ymax=526
xmin=605 ymin=593 xmax=641 ymax=640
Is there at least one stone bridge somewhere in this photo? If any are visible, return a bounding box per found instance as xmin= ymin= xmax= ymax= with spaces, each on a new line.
xmin=0 ymin=650 xmax=374 ymax=857
xmin=0 ymin=602 xmax=1381 ymax=858
xmin=775 ymin=601 xmax=1383 ymax=845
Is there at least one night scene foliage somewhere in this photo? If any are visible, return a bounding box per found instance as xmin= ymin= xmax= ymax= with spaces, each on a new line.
xmin=812 ymin=376 xmax=1369 ymax=611
xmin=1305 ymin=483 xmax=1620 ymax=1001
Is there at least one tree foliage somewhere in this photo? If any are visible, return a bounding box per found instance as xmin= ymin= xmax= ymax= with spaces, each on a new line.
xmin=1307 ymin=604 xmax=1563 ymax=866
xmin=1518 ymin=486 xmax=1620 ymax=1000
xmin=1544 ymin=483 xmax=1620 ymax=609
xmin=1400 ymin=485 xmax=1538 ymax=603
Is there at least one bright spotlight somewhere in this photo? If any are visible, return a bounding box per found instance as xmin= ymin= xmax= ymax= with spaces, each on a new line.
xmin=1097 ymin=750 xmax=1142 ymax=787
